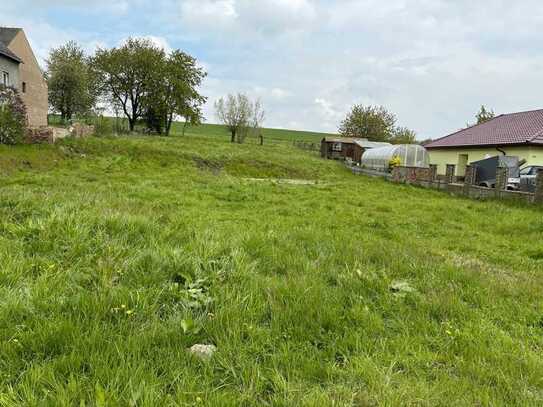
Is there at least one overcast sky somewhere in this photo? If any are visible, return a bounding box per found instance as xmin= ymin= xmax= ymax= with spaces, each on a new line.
xmin=2 ymin=1 xmax=543 ymax=138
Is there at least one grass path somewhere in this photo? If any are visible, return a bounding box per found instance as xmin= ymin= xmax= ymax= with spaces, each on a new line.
xmin=0 ymin=130 xmax=542 ymax=405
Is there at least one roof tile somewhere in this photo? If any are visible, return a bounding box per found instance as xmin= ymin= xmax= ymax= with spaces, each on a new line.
xmin=426 ymin=109 xmax=543 ymax=148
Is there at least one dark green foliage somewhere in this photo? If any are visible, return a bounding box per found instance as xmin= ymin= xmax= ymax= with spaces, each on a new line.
xmin=391 ymin=126 xmax=417 ymax=144
xmin=46 ymin=41 xmax=98 ymax=122
xmin=0 ymin=85 xmax=27 ymax=145
xmin=145 ymin=50 xmax=207 ymax=136
xmin=92 ymin=38 xmax=165 ymax=132
xmin=339 ymin=105 xmax=396 ymax=141
xmin=339 ymin=104 xmax=417 ymax=143
xmin=91 ymin=40 xmax=206 ymax=136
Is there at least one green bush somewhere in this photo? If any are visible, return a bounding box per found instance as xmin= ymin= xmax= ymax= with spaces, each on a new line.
xmin=0 ymin=85 xmax=27 ymax=145
xmin=93 ymin=115 xmax=114 ymax=136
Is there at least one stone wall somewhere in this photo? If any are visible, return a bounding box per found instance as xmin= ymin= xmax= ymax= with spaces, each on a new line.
xmin=392 ymin=166 xmax=432 ymax=183
xmin=70 ymin=123 xmax=95 ymax=138
xmin=24 ymin=123 xmax=95 ymax=145
xmin=445 ymin=164 xmax=456 ymax=184
xmin=25 ymin=127 xmax=53 ymax=144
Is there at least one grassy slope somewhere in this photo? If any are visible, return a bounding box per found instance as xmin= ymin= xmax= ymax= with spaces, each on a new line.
xmin=170 ymin=122 xmax=334 ymax=143
xmin=0 ymin=126 xmax=542 ymax=405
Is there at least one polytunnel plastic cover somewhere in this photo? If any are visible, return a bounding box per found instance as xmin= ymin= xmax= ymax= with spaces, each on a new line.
xmin=361 ymin=144 xmax=430 ymax=171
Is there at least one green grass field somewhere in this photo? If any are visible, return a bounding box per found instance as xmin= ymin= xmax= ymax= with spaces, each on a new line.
xmin=170 ymin=122 xmax=333 ymax=143
xmin=1 ymin=125 xmax=543 ymax=405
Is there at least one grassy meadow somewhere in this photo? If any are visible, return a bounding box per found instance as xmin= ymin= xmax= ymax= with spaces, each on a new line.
xmin=0 ymin=124 xmax=542 ymax=405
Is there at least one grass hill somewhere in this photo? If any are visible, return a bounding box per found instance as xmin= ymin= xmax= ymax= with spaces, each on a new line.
xmin=170 ymin=122 xmax=336 ymax=143
xmin=0 ymin=126 xmax=542 ymax=405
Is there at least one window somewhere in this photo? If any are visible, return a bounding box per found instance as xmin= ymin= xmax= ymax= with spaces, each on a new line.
xmin=2 ymin=72 xmax=9 ymax=86
xmin=332 ymin=142 xmax=342 ymax=152
xmin=520 ymin=167 xmax=532 ymax=176
xmin=22 ymin=82 xmax=26 ymax=93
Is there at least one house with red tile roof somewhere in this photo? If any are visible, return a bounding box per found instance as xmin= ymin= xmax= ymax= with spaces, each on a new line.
xmin=425 ymin=109 xmax=543 ymax=177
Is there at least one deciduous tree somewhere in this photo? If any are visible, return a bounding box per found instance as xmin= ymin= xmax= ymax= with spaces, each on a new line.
xmin=215 ymin=93 xmax=255 ymax=143
xmin=145 ymin=51 xmax=207 ymax=136
xmin=46 ymin=41 xmax=98 ymax=122
xmin=390 ymin=127 xmax=417 ymax=144
xmin=339 ymin=105 xmax=396 ymax=142
xmin=92 ymin=38 xmax=164 ymax=132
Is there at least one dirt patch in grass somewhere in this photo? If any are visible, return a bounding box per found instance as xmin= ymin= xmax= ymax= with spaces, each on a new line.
xmin=226 ymin=159 xmax=310 ymax=179
xmin=242 ymin=178 xmax=320 ymax=185
xmin=193 ymin=157 xmax=224 ymax=175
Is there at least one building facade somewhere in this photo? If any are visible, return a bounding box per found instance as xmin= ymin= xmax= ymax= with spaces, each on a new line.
xmin=0 ymin=27 xmax=48 ymax=127
xmin=0 ymin=46 xmax=20 ymax=88
xmin=426 ymin=109 xmax=543 ymax=177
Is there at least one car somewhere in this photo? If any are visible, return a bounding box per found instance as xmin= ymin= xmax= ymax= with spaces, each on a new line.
xmin=519 ymin=166 xmax=543 ymax=192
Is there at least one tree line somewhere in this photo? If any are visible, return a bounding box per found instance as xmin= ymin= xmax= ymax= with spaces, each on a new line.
xmin=339 ymin=104 xmax=496 ymax=145
xmin=338 ymin=105 xmax=417 ymax=144
xmin=45 ymin=38 xmax=207 ymax=136
xmin=44 ymin=38 xmax=497 ymax=144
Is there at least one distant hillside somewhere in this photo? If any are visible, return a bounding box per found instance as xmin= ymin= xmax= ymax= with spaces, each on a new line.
xmin=48 ymin=115 xmax=337 ymax=143
xmin=170 ymin=122 xmax=336 ymax=142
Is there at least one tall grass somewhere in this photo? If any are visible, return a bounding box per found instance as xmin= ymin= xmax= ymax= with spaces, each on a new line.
xmin=0 ymin=129 xmax=542 ymax=405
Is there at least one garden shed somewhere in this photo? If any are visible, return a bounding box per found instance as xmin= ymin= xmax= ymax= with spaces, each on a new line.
xmin=321 ymin=137 xmax=391 ymax=162
xmin=361 ymin=144 xmax=430 ymax=172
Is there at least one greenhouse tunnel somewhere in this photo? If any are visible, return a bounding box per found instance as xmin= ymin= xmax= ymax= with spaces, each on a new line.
xmin=361 ymin=144 xmax=430 ymax=172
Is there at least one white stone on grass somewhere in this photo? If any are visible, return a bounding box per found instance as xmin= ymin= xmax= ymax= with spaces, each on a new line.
xmin=390 ymin=281 xmax=416 ymax=296
xmin=188 ymin=344 xmax=217 ymax=361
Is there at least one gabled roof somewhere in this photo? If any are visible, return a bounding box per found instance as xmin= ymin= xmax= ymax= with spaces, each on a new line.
xmin=0 ymin=42 xmax=22 ymax=63
xmin=0 ymin=27 xmax=22 ymax=63
xmin=426 ymin=109 xmax=543 ymax=149
xmin=0 ymin=27 xmax=21 ymax=45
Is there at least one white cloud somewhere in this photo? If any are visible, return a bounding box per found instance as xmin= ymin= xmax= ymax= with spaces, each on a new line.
xmin=180 ymin=0 xmax=238 ymax=29
xmin=271 ymin=88 xmax=291 ymax=100
xmin=4 ymin=0 xmax=543 ymax=137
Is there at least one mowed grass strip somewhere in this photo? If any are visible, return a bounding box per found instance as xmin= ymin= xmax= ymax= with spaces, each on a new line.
xmin=0 ymin=127 xmax=542 ymax=405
